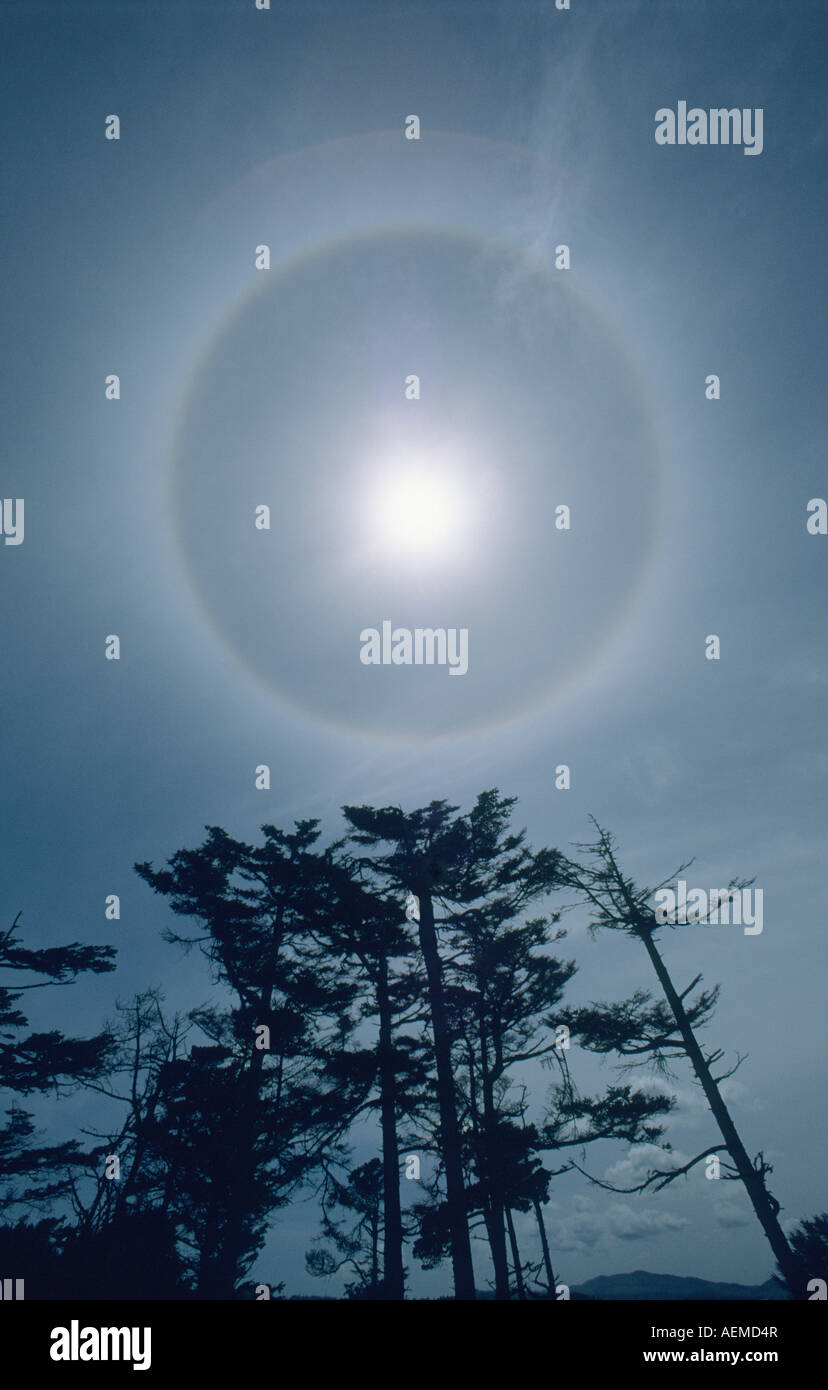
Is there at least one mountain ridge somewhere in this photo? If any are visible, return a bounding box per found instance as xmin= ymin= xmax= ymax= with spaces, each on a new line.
xmin=573 ymin=1269 xmax=789 ymax=1301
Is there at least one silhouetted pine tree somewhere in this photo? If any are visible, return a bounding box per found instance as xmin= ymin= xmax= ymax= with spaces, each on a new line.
xmin=134 ymin=821 xmax=365 ymax=1297
xmin=775 ymin=1212 xmax=828 ymax=1297
xmin=410 ymin=905 xmax=672 ymax=1298
xmin=0 ymin=911 xmax=116 ymax=1221
xmin=557 ymin=819 xmax=803 ymax=1296
xmin=141 ymin=1042 xmax=286 ymax=1298
xmin=312 ymin=856 xmax=432 ymax=1299
xmin=62 ymin=990 xmax=190 ymax=1241
xmin=342 ymin=789 xmax=563 ymax=1299
xmin=60 ymin=1207 xmax=188 ymax=1299
xmin=306 ymin=1157 xmax=412 ymax=1299
xmin=447 ymin=888 xmax=574 ymax=1298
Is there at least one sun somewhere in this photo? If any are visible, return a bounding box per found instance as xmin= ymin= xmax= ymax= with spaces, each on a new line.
xmin=374 ymin=469 xmax=461 ymax=558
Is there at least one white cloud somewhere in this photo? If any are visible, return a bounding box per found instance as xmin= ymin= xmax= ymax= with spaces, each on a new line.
xmin=548 ymin=1189 xmax=688 ymax=1252
xmin=712 ymin=1200 xmax=751 ymax=1229
xmin=605 ymin=1203 xmax=689 ymax=1241
xmin=604 ymin=1143 xmax=688 ymax=1187
xmin=719 ymin=1078 xmax=764 ymax=1114
xmin=552 ymin=1209 xmax=605 ymax=1253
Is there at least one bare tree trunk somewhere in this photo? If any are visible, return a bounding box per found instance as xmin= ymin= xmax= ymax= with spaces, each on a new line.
xmin=533 ymin=1197 xmax=557 ymax=1297
xmin=371 ymin=1208 xmax=379 ymax=1291
xmin=417 ymin=890 xmax=476 ymax=1299
xmin=377 ymin=953 xmax=405 ymax=1299
xmin=638 ymin=927 xmax=802 ymax=1294
xmin=504 ymin=1205 xmax=526 ymax=1299
xmin=479 ymin=1018 xmax=511 ymax=1299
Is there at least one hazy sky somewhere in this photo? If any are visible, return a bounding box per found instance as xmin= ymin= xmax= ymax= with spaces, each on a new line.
xmin=1 ymin=0 xmax=825 ymax=1296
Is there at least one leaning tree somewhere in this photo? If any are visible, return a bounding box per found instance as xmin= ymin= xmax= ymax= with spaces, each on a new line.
xmin=557 ymin=819 xmax=803 ymax=1296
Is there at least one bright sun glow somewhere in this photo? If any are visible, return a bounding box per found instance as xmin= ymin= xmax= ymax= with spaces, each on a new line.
xmin=374 ymin=470 xmax=461 ymax=557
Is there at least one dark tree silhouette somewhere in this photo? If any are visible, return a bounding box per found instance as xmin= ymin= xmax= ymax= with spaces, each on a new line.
xmin=0 ymin=911 xmax=116 ymax=1222
xmin=0 ymin=1217 xmax=66 ymax=1296
xmin=134 ymin=821 xmax=365 ymax=1297
xmin=306 ymin=1157 xmax=414 ymax=1299
xmin=61 ymin=1207 xmax=188 ymax=1299
xmin=447 ymin=897 xmax=574 ymax=1298
xmin=5 ymin=800 xmax=802 ymax=1302
xmin=557 ymin=819 xmax=803 ymax=1296
xmin=141 ymin=1043 xmax=289 ymax=1298
xmin=312 ymin=857 xmax=432 ymax=1299
xmin=0 ymin=1209 xmax=187 ymax=1301
xmin=342 ymin=799 xmax=478 ymax=1298
xmin=61 ymin=990 xmax=190 ymax=1243
xmin=342 ymin=790 xmax=563 ymax=1299
xmin=776 ymin=1212 xmax=828 ymax=1297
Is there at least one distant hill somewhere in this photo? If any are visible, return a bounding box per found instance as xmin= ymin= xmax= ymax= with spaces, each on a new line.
xmin=283 ymin=1270 xmax=791 ymax=1300
xmin=573 ymin=1270 xmax=790 ymax=1301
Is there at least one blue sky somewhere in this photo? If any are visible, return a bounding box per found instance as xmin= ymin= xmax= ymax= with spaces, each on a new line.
xmin=1 ymin=0 xmax=825 ymax=1296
